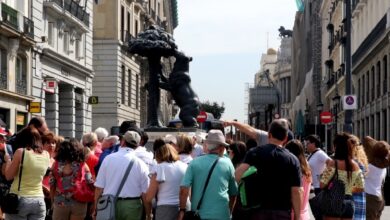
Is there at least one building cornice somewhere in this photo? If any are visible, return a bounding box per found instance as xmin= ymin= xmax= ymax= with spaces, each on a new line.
xmin=0 ymin=89 xmax=34 ymax=101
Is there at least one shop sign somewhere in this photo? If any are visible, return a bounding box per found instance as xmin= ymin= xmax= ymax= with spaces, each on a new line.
xmin=29 ymin=102 xmax=41 ymax=113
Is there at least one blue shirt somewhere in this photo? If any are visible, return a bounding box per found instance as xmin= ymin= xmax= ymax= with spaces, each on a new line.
xmin=95 ymin=143 xmax=120 ymax=174
xmin=181 ymin=154 xmax=238 ymax=220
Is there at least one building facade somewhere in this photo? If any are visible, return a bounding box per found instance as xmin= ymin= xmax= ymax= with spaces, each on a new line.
xmin=92 ymin=0 xmax=177 ymax=131
xmin=0 ymin=0 xmax=35 ymax=133
xmin=352 ymin=0 xmax=390 ymax=142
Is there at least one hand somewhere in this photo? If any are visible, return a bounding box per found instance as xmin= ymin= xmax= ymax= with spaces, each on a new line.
xmin=177 ymin=210 xmax=184 ymax=220
xmin=222 ymin=120 xmax=233 ymax=127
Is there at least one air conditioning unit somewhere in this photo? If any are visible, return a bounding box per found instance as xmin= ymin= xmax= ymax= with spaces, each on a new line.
xmin=41 ymin=36 xmax=48 ymax=42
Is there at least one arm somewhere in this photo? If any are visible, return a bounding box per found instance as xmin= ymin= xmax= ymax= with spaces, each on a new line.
xmin=93 ymin=187 xmax=104 ymax=217
xmin=229 ymin=196 xmax=236 ymax=214
xmin=234 ymin=163 xmax=250 ymax=182
xmin=144 ymin=174 xmax=158 ymax=219
xmin=178 ymin=186 xmax=190 ymax=220
xmin=142 ymin=193 xmax=153 ymax=220
xmin=4 ymin=148 xmax=23 ymax=181
xmin=291 ymin=186 xmax=302 ymax=220
xmin=223 ymin=120 xmax=259 ymax=140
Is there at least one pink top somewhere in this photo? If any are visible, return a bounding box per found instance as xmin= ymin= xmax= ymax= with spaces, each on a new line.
xmin=292 ymin=175 xmax=311 ymax=220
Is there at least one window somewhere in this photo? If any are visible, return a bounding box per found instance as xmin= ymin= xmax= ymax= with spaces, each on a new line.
xmin=121 ymin=65 xmax=126 ymax=104
xmin=63 ymin=31 xmax=69 ymax=54
xmin=128 ymin=69 xmax=132 ymax=106
xmin=371 ymin=66 xmax=375 ymax=101
xmin=357 ymin=78 xmax=360 ymax=108
xmin=0 ymin=48 xmax=7 ymax=89
xmin=384 ymin=55 xmax=388 ymax=94
xmin=376 ymin=112 xmax=380 ymax=139
xmin=377 ymin=61 xmax=381 ymax=98
xmin=127 ymin=12 xmax=131 ymax=37
xmin=384 ymin=109 xmax=388 ymax=140
xmin=136 ymin=74 xmax=139 ymax=109
xmin=16 ymin=56 xmax=27 ymax=94
xmin=121 ymin=6 xmax=124 ymax=41
xmin=48 ymin=22 xmax=54 ymax=46
xmin=362 ymin=75 xmax=365 ymax=106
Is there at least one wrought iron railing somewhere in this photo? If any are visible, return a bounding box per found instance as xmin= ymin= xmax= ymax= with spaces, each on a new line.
xmin=1 ymin=2 xmax=18 ymax=29
xmin=46 ymin=0 xmax=89 ymax=27
xmin=16 ymin=79 xmax=27 ymax=95
xmin=23 ymin=16 xmax=34 ymax=38
xmin=0 ymin=72 xmax=7 ymax=90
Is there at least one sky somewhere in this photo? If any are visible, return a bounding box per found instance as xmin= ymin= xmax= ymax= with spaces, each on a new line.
xmin=174 ymin=0 xmax=298 ymax=122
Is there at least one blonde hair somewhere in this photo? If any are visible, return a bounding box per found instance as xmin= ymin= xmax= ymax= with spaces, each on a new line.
xmin=349 ymin=135 xmax=369 ymax=172
xmin=176 ymin=134 xmax=193 ymax=154
xmin=155 ymin=144 xmax=179 ymax=163
xmin=82 ymin=132 xmax=98 ymax=149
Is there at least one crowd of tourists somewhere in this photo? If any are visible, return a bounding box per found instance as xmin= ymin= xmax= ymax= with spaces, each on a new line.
xmin=0 ymin=116 xmax=389 ymax=220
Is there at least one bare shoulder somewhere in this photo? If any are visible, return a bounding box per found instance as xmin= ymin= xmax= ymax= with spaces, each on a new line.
xmin=351 ymin=160 xmax=360 ymax=171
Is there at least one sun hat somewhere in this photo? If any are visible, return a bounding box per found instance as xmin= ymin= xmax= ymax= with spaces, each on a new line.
xmin=123 ymin=131 xmax=141 ymax=145
xmin=205 ymin=129 xmax=228 ymax=148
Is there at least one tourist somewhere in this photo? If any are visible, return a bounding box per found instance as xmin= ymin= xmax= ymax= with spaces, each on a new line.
xmin=82 ymin=132 xmax=99 ymax=179
xmin=227 ymin=141 xmax=247 ymax=168
xmin=176 ymin=134 xmax=193 ymax=164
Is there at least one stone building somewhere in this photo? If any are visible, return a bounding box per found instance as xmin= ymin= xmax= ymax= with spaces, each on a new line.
xmin=352 ymin=1 xmax=390 ymax=141
xmin=33 ymin=0 xmax=94 ymax=139
xmin=0 ymin=0 xmax=35 ymax=133
xmin=92 ymin=0 xmax=177 ymax=131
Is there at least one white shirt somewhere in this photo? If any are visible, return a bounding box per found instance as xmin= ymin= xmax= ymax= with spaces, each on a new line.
xmin=365 ymin=163 xmax=387 ymax=197
xmin=151 ymin=161 xmax=188 ymax=206
xmin=95 ymin=147 xmax=150 ymax=197
xmin=308 ymin=149 xmax=330 ymax=188
xmin=255 ymin=129 xmax=268 ymax=146
xmin=191 ymin=143 xmax=204 ymax=158
xmin=134 ymin=146 xmax=156 ymax=172
xmin=179 ymin=154 xmax=193 ymax=164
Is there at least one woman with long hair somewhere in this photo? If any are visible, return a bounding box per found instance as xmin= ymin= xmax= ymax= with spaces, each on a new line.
xmin=227 ymin=141 xmax=247 ymax=168
xmin=176 ymin=134 xmax=193 ymax=164
xmin=81 ymin=132 xmax=99 ymax=179
xmin=320 ymin=133 xmax=364 ymax=220
xmin=4 ymin=127 xmax=50 ymax=220
xmin=286 ymin=140 xmax=312 ymax=220
xmin=145 ymin=144 xmax=187 ymax=220
xmin=349 ymin=135 xmax=368 ymax=220
xmin=50 ymin=138 xmax=94 ymax=220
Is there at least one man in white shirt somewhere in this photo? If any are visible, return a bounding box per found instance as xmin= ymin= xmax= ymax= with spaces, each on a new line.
xmin=305 ymin=134 xmax=331 ymax=195
xmin=94 ymin=131 xmax=151 ymax=220
xmin=134 ymin=131 xmax=155 ymax=172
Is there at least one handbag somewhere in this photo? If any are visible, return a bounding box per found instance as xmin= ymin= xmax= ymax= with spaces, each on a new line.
xmin=1 ymin=149 xmax=25 ymax=214
xmin=73 ymin=163 xmax=95 ymax=202
xmin=183 ymin=158 xmax=220 ymax=220
xmin=96 ymin=158 xmax=135 ymax=220
xmin=318 ymin=160 xmax=346 ymax=216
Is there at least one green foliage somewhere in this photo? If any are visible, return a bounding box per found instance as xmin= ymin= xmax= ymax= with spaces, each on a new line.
xmin=200 ymin=101 xmax=225 ymax=119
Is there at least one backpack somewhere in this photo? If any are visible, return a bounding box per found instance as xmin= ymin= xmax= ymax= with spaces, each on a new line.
xmin=239 ymin=166 xmax=263 ymax=210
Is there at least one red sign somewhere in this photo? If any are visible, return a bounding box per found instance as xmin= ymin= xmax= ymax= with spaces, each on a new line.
xmin=197 ymin=111 xmax=208 ymax=123
xmin=320 ymin=111 xmax=332 ymax=124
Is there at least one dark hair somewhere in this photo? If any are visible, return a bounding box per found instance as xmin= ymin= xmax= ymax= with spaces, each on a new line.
xmin=229 ymin=141 xmax=247 ymax=167
xmin=54 ymin=138 xmax=85 ymax=162
xmin=333 ymin=132 xmax=353 ymax=180
xmin=15 ymin=127 xmax=43 ymax=153
xmin=268 ymin=119 xmax=288 ymax=141
xmin=28 ymin=116 xmax=46 ymax=129
xmin=286 ymin=140 xmax=311 ymax=178
xmin=41 ymin=131 xmax=57 ymax=145
xmin=305 ymin=135 xmax=321 ymax=148
xmin=119 ymin=121 xmax=141 ymax=135
xmin=245 ymin=138 xmax=257 ymax=151
xmin=140 ymin=131 xmax=149 ymax=146
xmin=153 ymin=138 xmax=166 ymax=152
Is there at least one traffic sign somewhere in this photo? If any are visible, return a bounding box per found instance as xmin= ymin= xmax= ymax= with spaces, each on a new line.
xmin=88 ymin=96 xmax=99 ymax=104
xmin=343 ymin=95 xmax=357 ymax=110
xmin=197 ymin=111 xmax=207 ymax=123
xmin=320 ymin=111 xmax=332 ymax=124
xmin=274 ymin=113 xmax=280 ymax=119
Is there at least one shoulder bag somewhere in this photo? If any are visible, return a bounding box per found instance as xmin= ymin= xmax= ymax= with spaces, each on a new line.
xmin=183 ymin=157 xmax=220 ymax=220
xmin=73 ymin=162 xmax=95 ymax=202
xmin=1 ymin=148 xmax=25 ymax=214
xmin=96 ymin=158 xmax=135 ymax=220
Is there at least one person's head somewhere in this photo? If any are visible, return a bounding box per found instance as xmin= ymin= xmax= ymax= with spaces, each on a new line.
xmin=121 ymin=130 xmax=141 ymax=149
xmin=333 ymin=132 xmax=354 ymax=179
xmin=268 ymin=119 xmax=288 ymax=144
xmin=204 ymin=129 xmax=229 ymax=154
xmin=153 ymin=138 xmax=166 ymax=153
xmin=228 ymin=141 xmax=247 ymax=167
xmin=41 ymin=131 xmax=57 ymax=156
xmin=28 ymin=116 xmax=48 ymax=134
xmin=15 ymin=127 xmax=43 ymax=153
xmin=176 ymin=134 xmax=193 ymax=154
xmin=154 ymin=144 xmax=179 ymax=163
xmin=140 ymin=131 xmax=149 ymax=146
xmin=54 ymin=138 xmax=85 ymax=163
xmin=305 ymin=134 xmax=321 ymax=153
xmin=82 ymin=132 xmax=98 ymax=149
xmin=370 ymin=141 xmax=390 ymax=168
xmin=349 ymin=135 xmax=368 ymax=171
xmin=245 ymin=138 xmax=258 ymax=151
xmin=101 ymin=135 xmax=119 ymax=150
xmin=94 ymin=127 xmax=109 ymax=143
xmin=0 ymin=127 xmax=7 ymax=150
xmin=286 ymin=140 xmax=311 ymax=178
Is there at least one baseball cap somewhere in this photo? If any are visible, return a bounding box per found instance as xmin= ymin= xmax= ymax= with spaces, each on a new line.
xmin=123 ymin=131 xmax=141 ymax=145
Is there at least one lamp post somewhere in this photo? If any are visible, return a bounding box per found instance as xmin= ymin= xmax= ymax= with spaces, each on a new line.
xmin=344 ymin=0 xmax=353 ymax=133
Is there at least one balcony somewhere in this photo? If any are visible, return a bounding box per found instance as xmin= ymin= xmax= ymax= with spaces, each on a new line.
xmin=16 ymin=79 xmax=27 ymax=95
xmin=1 ymin=3 xmax=18 ymax=29
xmin=44 ymin=0 xmax=90 ymax=28
xmin=0 ymin=72 xmax=7 ymax=90
xmin=23 ymin=16 xmax=34 ymax=38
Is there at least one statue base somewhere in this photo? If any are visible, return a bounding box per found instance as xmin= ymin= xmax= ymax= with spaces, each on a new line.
xmin=143 ymin=127 xmax=206 ymax=151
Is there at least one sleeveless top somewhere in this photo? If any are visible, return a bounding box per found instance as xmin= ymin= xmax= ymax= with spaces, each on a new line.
xmin=10 ymin=150 xmax=50 ymax=197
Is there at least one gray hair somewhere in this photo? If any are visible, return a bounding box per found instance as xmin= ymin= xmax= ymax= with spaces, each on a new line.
xmin=104 ymin=135 xmax=119 ymax=145
xmin=95 ymin=127 xmax=109 ymax=142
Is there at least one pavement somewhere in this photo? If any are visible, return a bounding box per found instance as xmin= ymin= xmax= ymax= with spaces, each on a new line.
xmin=309 ymin=205 xmax=390 ymax=219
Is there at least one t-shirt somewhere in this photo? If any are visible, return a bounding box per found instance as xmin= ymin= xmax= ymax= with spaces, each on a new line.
xmin=134 ymin=146 xmax=155 ymax=172
xmin=255 ymin=129 xmax=268 ymax=146
xmin=151 ymin=161 xmax=187 ymax=206
xmin=181 ymin=154 xmax=238 ymax=220
xmin=365 ymin=163 xmax=387 ymax=197
xmin=308 ymin=149 xmax=330 ymax=188
xmin=243 ymin=144 xmax=301 ymax=211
